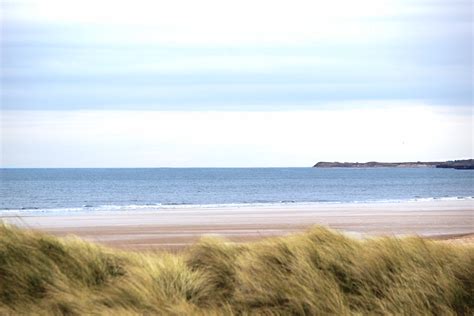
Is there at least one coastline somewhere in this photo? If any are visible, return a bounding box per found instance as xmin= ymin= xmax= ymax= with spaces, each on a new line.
xmin=312 ymin=159 xmax=474 ymax=169
xmin=2 ymin=199 xmax=472 ymax=250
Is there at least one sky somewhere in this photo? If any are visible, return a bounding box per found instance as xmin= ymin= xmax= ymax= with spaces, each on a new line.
xmin=0 ymin=0 xmax=473 ymax=167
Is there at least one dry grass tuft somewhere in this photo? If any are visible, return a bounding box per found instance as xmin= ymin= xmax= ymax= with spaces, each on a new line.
xmin=0 ymin=224 xmax=472 ymax=315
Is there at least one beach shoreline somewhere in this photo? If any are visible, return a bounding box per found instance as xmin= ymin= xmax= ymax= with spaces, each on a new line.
xmin=2 ymin=199 xmax=473 ymax=250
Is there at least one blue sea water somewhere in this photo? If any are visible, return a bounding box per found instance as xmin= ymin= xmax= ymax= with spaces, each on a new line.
xmin=0 ymin=168 xmax=473 ymax=213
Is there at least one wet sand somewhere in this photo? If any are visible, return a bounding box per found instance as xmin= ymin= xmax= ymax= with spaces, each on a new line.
xmin=2 ymin=200 xmax=473 ymax=250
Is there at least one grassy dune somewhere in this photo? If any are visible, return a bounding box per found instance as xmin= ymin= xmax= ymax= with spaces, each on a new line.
xmin=0 ymin=224 xmax=473 ymax=315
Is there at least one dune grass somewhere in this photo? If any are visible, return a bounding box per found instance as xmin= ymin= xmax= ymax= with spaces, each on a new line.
xmin=0 ymin=224 xmax=472 ymax=315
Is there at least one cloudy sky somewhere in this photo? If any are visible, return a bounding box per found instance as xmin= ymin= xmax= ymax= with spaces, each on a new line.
xmin=1 ymin=0 xmax=472 ymax=167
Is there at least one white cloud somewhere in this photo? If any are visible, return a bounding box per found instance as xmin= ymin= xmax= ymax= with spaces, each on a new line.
xmin=3 ymin=0 xmax=442 ymax=45
xmin=1 ymin=104 xmax=472 ymax=167
xmin=3 ymin=0 xmax=471 ymax=109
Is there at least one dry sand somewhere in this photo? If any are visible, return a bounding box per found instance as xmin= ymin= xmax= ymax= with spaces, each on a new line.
xmin=1 ymin=200 xmax=473 ymax=250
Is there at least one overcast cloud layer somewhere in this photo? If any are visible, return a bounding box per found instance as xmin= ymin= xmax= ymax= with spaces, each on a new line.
xmin=2 ymin=0 xmax=472 ymax=110
xmin=0 ymin=0 xmax=472 ymax=166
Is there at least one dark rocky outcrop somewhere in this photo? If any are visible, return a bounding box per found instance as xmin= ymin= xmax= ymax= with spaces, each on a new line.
xmin=435 ymin=159 xmax=474 ymax=170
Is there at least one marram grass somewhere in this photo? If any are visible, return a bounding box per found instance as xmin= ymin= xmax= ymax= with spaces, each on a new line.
xmin=0 ymin=224 xmax=472 ymax=315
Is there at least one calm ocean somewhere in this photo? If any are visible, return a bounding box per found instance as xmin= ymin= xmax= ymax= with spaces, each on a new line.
xmin=0 ymin=168 xmax=473 ymax=213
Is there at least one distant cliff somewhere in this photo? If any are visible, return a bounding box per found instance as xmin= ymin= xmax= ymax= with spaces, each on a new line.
xmin=313 ymin=159 xmax=474 ymax=169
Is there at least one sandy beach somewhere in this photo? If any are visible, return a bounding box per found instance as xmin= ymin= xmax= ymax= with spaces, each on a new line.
xmin=1 ymin=199 xmax=472 ymax=250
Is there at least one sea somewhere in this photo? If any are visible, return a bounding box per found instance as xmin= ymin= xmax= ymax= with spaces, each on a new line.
xmin=0 ymin=168 xmax=473 ymax=214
